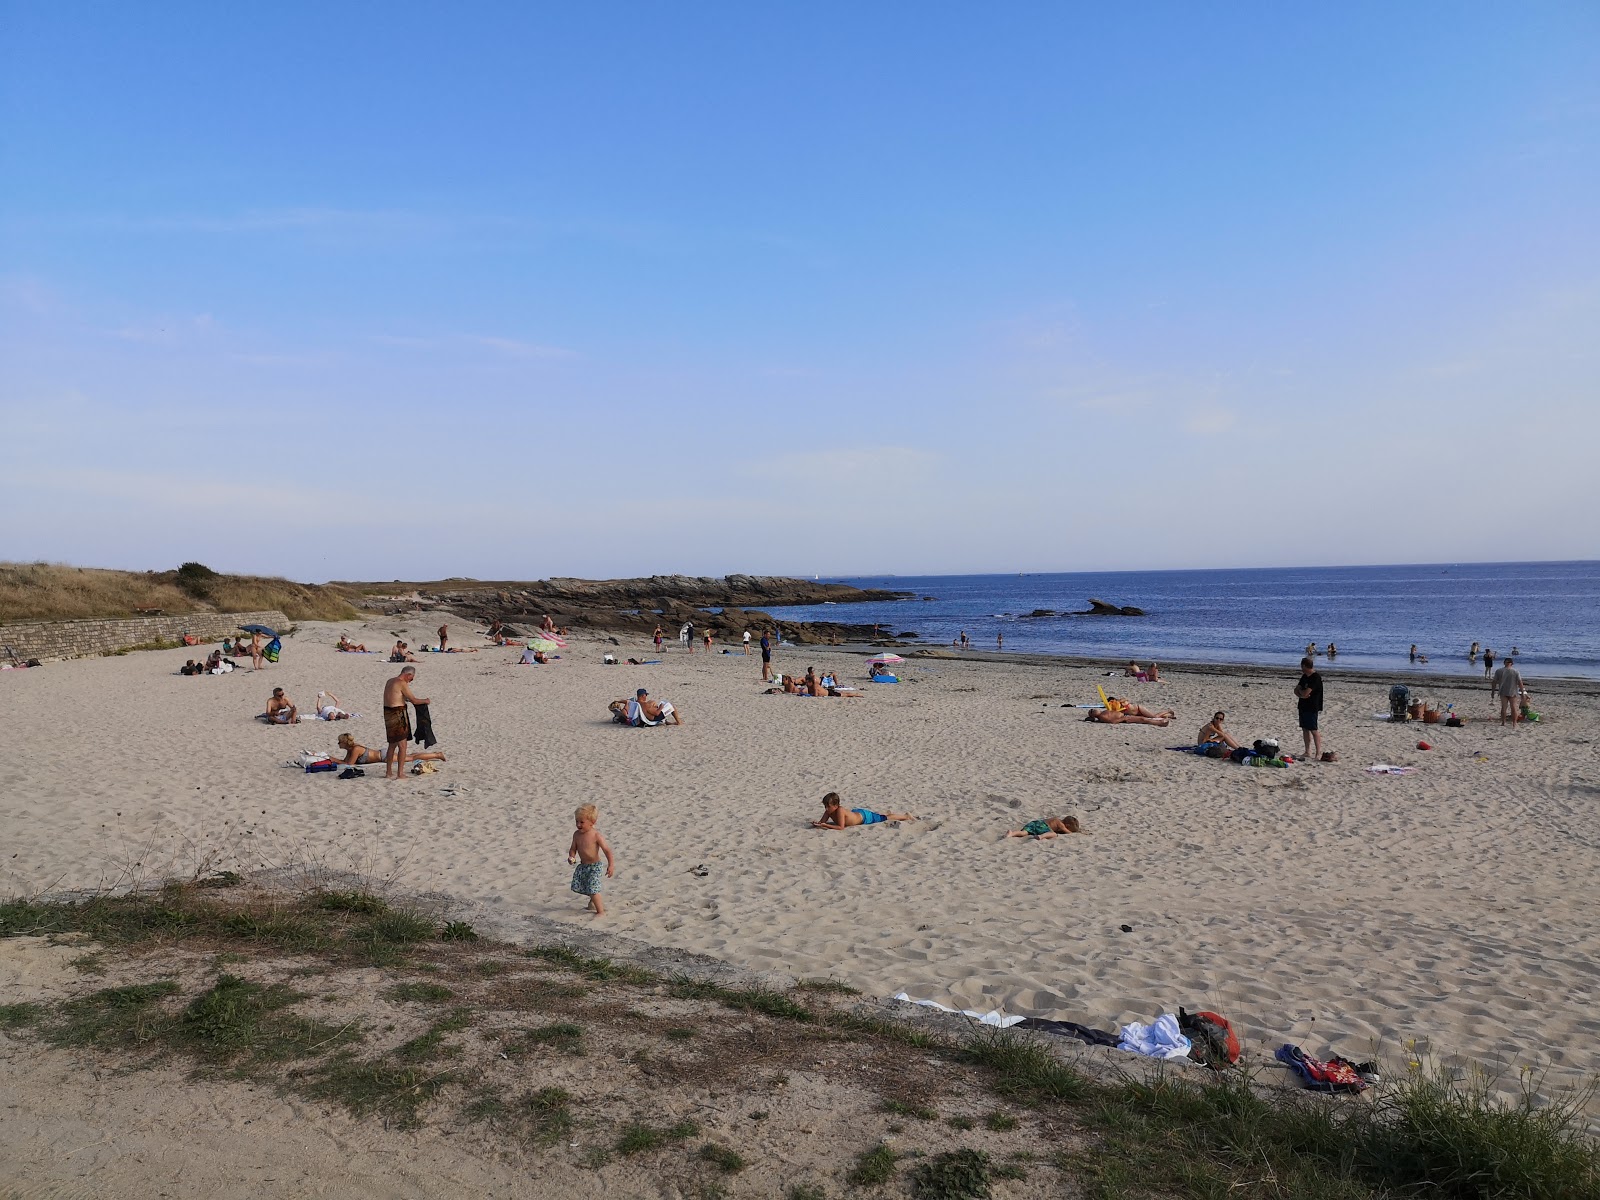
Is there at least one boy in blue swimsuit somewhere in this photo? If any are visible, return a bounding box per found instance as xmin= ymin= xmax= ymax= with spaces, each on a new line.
xmin=812 ymin=792 xmax=916 ymax=831
xmin=567 ymin=804 xmax=616 ymax=915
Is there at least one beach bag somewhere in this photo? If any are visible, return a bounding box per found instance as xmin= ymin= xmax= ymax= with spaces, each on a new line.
xmin=1179 ymin=1008 xmax=1240 ymax=1067
xmin=305 ymin=759 xmax=336 ymax=773
xmin=265 ymin=636 xmax=282 ymax=663
xmin=1252 ymin=738 xmax=1280 ymax=759
xmin=1389 ymin=685 xmax=1410 ymax=722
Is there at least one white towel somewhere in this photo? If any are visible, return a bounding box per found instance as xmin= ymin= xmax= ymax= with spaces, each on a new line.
xmin=890 ymin=993 xmax=1026 ymax=1028
xmin=1117 ymin=1014 xmax=1192 ymax=1060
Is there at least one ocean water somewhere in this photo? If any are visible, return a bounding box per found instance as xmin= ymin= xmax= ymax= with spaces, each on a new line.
xmin=766 ymin=561 xmax=1600 ymax=680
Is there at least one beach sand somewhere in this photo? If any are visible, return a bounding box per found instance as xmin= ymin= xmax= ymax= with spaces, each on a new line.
xmin=7 ymin=619 xmax=1600 ymax=1109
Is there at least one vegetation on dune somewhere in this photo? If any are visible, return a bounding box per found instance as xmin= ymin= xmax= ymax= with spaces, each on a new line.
xmin=3 ymin=885 xmax=1599 ymax=1198
xmin=0 ymin=561 xmax=359 ymax=623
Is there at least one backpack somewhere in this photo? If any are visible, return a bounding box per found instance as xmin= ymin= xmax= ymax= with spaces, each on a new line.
xmin=1179 ymin=1008 xmax=1241 ymax=1068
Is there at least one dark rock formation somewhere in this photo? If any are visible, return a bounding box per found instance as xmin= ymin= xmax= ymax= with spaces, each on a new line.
xmin=1077 ymin=598 xmax=1146 ymax=616
xmin=348 ymin=575 xmax=913 ymax=645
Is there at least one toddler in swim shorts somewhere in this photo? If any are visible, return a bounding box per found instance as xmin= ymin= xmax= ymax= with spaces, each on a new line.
xmin=567 ymin=804 xmax=616 ymax=916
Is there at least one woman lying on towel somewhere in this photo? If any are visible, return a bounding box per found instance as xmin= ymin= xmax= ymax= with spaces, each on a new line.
xmin=335 ymin=733 xmax=445 ymax=766
xmin=1087 ymin=697 xmax=1174 ymax=726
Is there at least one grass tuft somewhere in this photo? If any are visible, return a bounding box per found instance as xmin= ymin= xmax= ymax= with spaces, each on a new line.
xmin=616 ymin=1119 xmax=700 ymax=1155
xmin=883 ymin=1098 xmax=939 ymax=1120
xmin=847 ymin=1142 xmax=898 ymax=1187
xmin=963 ymin=1028 xmax=1091 ymax=1104
xmin=305 ymin=1054 xmax=452 ymax=1127
xmin=698 ymin=1143 xmax=747 ymax=1173
xmin=0 ymin=1002 xmax=45 ymax=1029
xmin=384 ymin=981 xmax=454 ymax=1004
xmin=795 ymin=978 xmax=861 ymax=995
xmin=315 ymin=891 xmax=389 ymax=915
xmin=526 ymin=945 xmax=656 ymax=984
xmin=441 ymin=920 xmax=479 ymax=942
xmin=910 ymin=1148 xmax=992 ymax=1199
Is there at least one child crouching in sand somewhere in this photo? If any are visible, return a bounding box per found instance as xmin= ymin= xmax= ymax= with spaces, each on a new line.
xmin=812 ymin=792 xmax=916 ymax=831
xmin=1005 ymin=815 xmax=1084 ymax=839
xmin=567 ymin=804 xmax=615 ymax=915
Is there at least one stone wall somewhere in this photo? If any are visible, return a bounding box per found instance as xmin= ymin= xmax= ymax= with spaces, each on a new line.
xmin=0 ymin=610 xmax=290 ymax=664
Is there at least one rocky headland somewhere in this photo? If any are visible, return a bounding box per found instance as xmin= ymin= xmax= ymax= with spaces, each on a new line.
xmin=339 ymin=574 xmax=914 ymax=645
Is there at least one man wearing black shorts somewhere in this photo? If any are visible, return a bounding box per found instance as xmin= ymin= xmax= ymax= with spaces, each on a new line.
xmin=759 ymin=630 xmax=773 ymax=681
xmin=1294 ymin=656 xmax=1324 ymax=761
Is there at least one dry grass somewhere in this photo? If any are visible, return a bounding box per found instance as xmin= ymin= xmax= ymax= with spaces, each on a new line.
xmin=0 ymin=562 xmax=359 ymax=623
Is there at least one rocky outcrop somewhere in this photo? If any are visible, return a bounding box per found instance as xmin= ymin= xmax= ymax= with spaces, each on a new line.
xmin=350 ymin=576 xmax=913 ymax=645
xmin=1078 ymin=599 xmax=1146 ymax=616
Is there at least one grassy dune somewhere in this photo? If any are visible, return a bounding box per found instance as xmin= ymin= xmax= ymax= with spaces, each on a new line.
xmin=0 ymin=562 xmax=359 ymax=624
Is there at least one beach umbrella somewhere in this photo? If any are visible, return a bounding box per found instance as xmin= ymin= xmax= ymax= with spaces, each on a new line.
xmin=528 ymin=637 xmax=562 ymax=652
xmin=867 ymin=653 xmax=905 ymax=666
xmin=536 ymin=630 xmax=568 ymax=648
xmin=238 ymin=623 xmax=278 ymax=636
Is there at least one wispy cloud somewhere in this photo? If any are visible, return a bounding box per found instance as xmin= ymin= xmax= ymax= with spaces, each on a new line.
xmin=461 ymin=335 xmax=576 ymax=359
xmin=1185 ymin=406 xmax=1238 ymax=435
xmin=752 ymin=446 xmax=939 ymax=479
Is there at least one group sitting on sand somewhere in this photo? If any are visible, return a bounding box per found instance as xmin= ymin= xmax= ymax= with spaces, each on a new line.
xmin=1125 ymin=661 xmax=1162 ymax=681
xmin=389 ymin=641 xmax=418 ymax=663
xmin=768 ymin=667 xmax=861 ymax=697
xmin=812 ymin=792 xmax=916 ymax=830
xmin=1088 ymin=697 xmax=1175 ymax=726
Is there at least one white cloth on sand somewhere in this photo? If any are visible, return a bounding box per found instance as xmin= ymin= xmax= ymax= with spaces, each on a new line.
xmin=890 ymin=993 xmax=1026 ymax=1028
xmin=1117 ymin=1014 xmax=1192 ymax=1060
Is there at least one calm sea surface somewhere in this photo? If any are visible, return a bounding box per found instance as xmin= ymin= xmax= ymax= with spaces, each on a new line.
xmin=766 ymin=561 xmax=1600 ymax=680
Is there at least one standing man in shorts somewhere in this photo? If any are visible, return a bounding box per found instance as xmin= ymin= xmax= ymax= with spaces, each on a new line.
xmin=759 ymin=629 xmax=773 ymax=681
xmin=1294 ymin=656 xmax=1324 ymax=761
xmin=382 ymin=665 xmax=429 ymax=780
xmin=1492 ymin=656 xmax=1525 ymax=727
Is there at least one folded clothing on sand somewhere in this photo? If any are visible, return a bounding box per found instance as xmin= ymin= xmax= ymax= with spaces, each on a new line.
xmin=1117 ymin=1014 xmax=1192 ymax=1060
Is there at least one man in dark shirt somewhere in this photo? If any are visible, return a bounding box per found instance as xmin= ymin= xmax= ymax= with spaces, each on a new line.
xmin=1294 ymin=656 xmax=1324 ymax=760
xmin=759 ymin=630 xmax=773 ymax=682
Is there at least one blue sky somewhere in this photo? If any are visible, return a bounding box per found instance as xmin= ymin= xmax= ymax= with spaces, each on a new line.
xmin=2 ymin=3 xmax=1596 ymax=581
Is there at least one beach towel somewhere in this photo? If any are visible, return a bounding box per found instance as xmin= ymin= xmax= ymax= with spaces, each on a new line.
xmin=1365 ymin=763 xmax=1417 ymax=775
xmin=1275 ymin=1044 xmax=1368 ymax=1093
xmin=1117 ymin=1014 xmax=1192 ymax=1060
xmin=889 ymin=993 xmax=1026 ymax=1028
xmin=625 ymin=698 xmax=661 ymax=727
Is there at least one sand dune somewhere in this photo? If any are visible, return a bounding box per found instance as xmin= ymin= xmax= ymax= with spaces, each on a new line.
xmin=6 ymin=619 xmax=1599 ymax=1107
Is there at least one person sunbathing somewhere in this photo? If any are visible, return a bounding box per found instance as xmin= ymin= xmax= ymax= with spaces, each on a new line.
xmin=812 ymin=792 xmax=915 ymax=830
xmin=266 ymin=687 xmax=299 ymax=724
xmin=803 ymin=667 xmax=825 ymax=696
xmin=335 ymin=732 xmax=444 ymax=766
xmin=315 ymin=691 xmax=353 ymax=720
xmin=1197 ymin=711 xmax=1241 ymax=750
xmin=1088 ymin=697 xmax=1173 ymax=726
xmin=337 ymin=635 xmax=369 ymax=652
xmin=1125 ymin=661 xmax=1148 ymax=679
xmin=1006 ymin=815 xmax=1083 ymax=839
xmin=781 ymin=673 xmax=802 ymax=694
xmin=1146 ymin=662 xmax=1162 ymax=681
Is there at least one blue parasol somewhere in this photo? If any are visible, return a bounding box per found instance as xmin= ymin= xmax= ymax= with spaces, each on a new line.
xmin=238 ymin=623 xmax=278 ymax=636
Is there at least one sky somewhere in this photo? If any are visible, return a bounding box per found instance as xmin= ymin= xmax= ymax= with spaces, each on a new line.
xmin=2 ymin=2 xmax=1597 ymax=582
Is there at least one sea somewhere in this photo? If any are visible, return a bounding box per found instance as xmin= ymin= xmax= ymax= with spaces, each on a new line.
xmin=765 ymin=560 xmax=1600 ymax=680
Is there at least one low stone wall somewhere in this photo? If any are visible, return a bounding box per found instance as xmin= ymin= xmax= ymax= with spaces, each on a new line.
xmin=0 ymin=610 xmax=290 ymax=664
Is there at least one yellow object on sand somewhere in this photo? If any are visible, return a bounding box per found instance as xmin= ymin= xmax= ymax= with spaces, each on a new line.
xmin=1096 ymin=685 xmax=1121 ymax=712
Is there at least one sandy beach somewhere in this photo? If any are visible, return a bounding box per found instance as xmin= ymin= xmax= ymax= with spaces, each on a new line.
xmin=7 ymin=618 xmax=1600 ymax=1109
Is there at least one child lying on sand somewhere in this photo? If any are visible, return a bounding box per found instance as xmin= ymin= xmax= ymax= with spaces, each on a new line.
xmin=812 ymin=792 xmax=916 ymax=830
xmin=1005 ymin=816 xmax=1084 ymax=839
